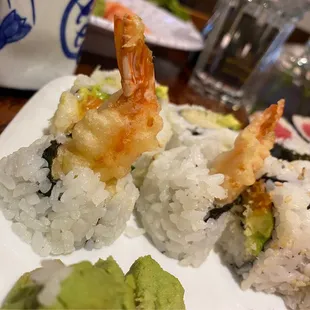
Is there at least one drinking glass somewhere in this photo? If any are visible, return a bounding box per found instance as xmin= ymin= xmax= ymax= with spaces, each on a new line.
xmin=245 ymin=38 xmax=310 ymax=117
xmin=190 ymin=0 xmax=310 ymax=108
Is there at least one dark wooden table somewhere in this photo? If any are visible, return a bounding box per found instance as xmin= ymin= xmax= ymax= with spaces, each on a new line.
xmin=0 ymin=26 xmax=248 ymax=134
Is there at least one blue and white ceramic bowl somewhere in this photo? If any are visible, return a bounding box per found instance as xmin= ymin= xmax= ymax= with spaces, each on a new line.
xmin=0 ymin=0 xmax=93 ymax=89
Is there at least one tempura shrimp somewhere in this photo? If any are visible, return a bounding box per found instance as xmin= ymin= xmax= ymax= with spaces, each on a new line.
xmin=211 ymin=100 xmax=284 ymax=204
xmin=52 ymin=14 xmax=163 ymax=182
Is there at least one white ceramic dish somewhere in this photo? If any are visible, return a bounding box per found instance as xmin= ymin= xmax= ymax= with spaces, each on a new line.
xmin=0 ymin=76 xmax=286 ymax=310
xmin=0 ymin=1 xmax=91 ymax=90
xmin=90 ymin=0 xmax=203 ymax=51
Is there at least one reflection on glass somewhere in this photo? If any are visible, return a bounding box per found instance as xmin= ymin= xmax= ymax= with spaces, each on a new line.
xmin=247 ymin=39 xmax=310 ymax=117
xmin=190 ymin=0 xmax=310 ymax=107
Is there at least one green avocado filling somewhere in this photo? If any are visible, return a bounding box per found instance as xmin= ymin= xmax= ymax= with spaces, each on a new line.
xmin=241 ymin=180 xmax=274 ymax=257
xmin=78 ymin=85 xmax=110 ymax=102
xmin=155 ymin=85 xmax=169 ymax=100
xmin=80 ymin=83 xmax=169 ymax=103
xmin=243 ymin=207 xmax=274 ymax=257
xmin=239 ymin=180 xmax=274 ymax=257
xmin=103 ymin=76 xmax=119 ymax=86
xmin=216 ymin=114 xmax=242 ymax=130
xmin=1 ymin=256 xmax=185 ymax=310
xmin=180 ymin=109 xmax=242 ymax=130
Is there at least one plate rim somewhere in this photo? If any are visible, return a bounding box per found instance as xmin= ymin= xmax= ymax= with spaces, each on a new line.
xmin=89 ymin=1 xmax=204 ymax=52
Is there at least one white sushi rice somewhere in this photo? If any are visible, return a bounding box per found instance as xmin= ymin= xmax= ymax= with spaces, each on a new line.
xmin=278 ymin=137 xmax=310 ymax=156
xmin=137 ymin=144 xmax=228 ymax=267
xmin=259 ymin=156 xmax=310 ymax=183
xmin=71 ymin=69 xmax=122 ymax=96
xmin=219 ymin=213 xmax=252 ymax=271
xmin=0 ymin=136 xmax=139 ymax=256
xmin=275 ymin=117 xmax=310 ymax=155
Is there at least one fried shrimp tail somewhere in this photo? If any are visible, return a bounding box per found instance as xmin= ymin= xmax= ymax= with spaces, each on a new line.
xmin=211 ymin=100 xmax=284 ymax=204
xmin=52 ymin=14 xmax=163 ymax=182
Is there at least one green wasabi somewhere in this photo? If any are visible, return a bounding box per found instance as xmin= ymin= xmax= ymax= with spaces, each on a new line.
xmin=126 ymin=256 xmax=185 ymax=310
xmin=2 ymin=256 xmax=185 ymax=310
xmin=46 ymin=260 xmax=135 ymax=310
xmin=1 ymin=273 xmax=41 ymax=310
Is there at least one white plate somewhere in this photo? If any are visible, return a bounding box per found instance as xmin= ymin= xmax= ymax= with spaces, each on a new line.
xmin=90 ymin=0 xmax=203 ymax=51
xmin=0 ymin=76 xmax=286 ymax=310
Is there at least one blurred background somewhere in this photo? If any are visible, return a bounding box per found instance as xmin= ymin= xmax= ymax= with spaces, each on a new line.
xmin=1 ymin=0 xmax=310 ymax=133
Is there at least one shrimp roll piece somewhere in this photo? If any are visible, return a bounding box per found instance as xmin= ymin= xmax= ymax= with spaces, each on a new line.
xmin=50 ymin=69 xmax=172 ymax=188
xmin=0 ymin=15 xmax=163 ymax=256
xmin=219 ymin=165 xmax=310 ymax=310
xmin=52 ymin=15 xmax=163 ymax=182
xmin=51 ymin=15 xmax=172 ymax=188
xmin=211 ymin=100 xmax=284 ymax=204
xmin=137 ymin=144 xmax=228 ymax=267
xmin=137 ymin=102 xmax=283 ymax=267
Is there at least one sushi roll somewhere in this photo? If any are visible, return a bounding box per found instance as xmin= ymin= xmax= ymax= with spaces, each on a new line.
xmin=293 ymin=115 xmax=310 ymax=143
xmin=219 ymin=152 xmax=310 ymax=309
xmin=271 ymin=117 xmax=310 ymax=162
xmin=166 ymin=104 xmax=241 ymax=149
xmin=0 ymin=137 xmax=138 ymax=255
xmin=136 ymin=144 xmax=228 ymax=267
xmin=137 ymin=101 xmax=284 ymax=267
xmin=0 ymin=15 xmax=163 ymax=256
xmin=251 ymin=112 xmax=310 ymax=162
xmin=260 ymin=156 xmax=310 ymax=183
xmin=168 ymin=104 xmax=242 ymax=133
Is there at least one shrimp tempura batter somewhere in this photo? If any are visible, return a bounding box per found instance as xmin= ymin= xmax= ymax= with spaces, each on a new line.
xmin=53 ymin=14 xmax=163 ymax=182
xmin=211 ymin=100 xmax=284 ymax=204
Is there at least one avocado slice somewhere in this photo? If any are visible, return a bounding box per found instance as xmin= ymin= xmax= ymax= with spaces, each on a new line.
xmin=155 ymin=85 xmax=169 ymax=100
xmin=241 ymin=181 xmax=274 ymax=257
xmin=78 ymin=85 xmax=110 ymax=103
xmin=180 ymin=109 xmax=241 ymax=130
